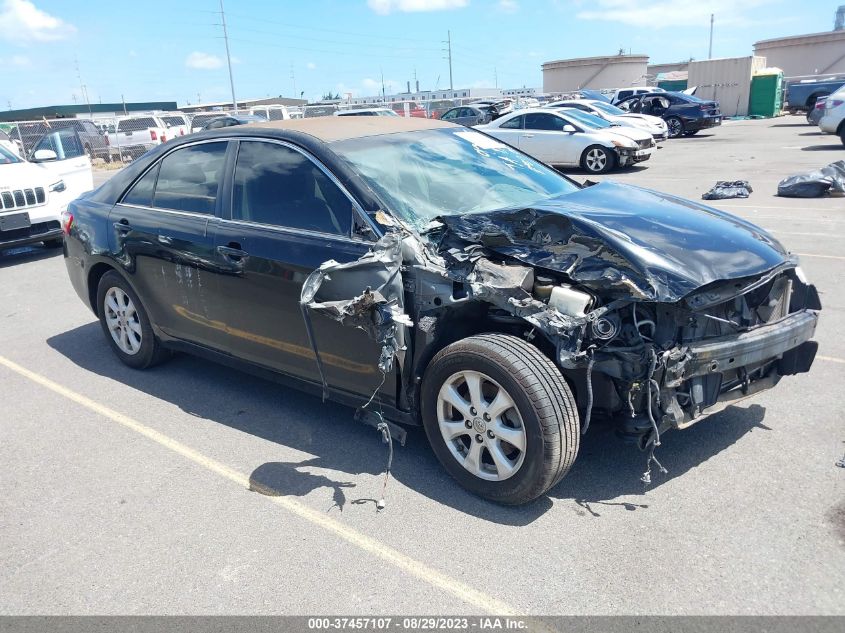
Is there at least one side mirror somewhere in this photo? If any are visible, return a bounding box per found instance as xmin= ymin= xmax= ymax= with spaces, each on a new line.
xmin=562 ymin=124 xmax=576 ymax=133
xmin=32 ymin=149 xmax=58 ymax=162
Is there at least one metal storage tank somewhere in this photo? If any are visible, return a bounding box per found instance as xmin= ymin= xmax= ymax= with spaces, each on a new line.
xmin=542 ymin=54 xmax=648 ymax=93
xmin=754 ymin=31 xmax=845 ymax=77
xmin=687 ymin=56 xmax=767 ymax=117
xmin=749 ymin=67 xmax=784 ymax=117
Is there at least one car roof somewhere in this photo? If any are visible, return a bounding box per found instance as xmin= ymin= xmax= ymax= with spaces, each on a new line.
xmin=246 ymin=116 xmax=453 ymax=142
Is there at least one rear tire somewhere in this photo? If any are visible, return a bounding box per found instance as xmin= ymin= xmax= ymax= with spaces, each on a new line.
xmin=580 ymin=145 xmax=616 ymax=174
xmin=421 ymin=334 xmax=579 ymax=505
xmin=666 ymin=116 xmax=684 ymax=138
xmin=96 ymin=270 xmax=170 ymax=369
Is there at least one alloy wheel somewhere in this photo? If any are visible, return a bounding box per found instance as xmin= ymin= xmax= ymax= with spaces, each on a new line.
xmin=436 ymin=370 xmax=527 ymax=481
xmin=584 ymin=148 xmax=608 ymax=172
xmin=667 ymin=118 xmax=683 ymax=137
xmin=104 ymin=287 xmax=142 ymax=355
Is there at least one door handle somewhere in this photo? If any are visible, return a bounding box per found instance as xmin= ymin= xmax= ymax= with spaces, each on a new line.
xmin=521 ymin=134 xmax=535 ymax=138
xmin=217 ymin=243 xmax=248 ymax=262
xmin=113 ymin=219 xmax=131 ymax=233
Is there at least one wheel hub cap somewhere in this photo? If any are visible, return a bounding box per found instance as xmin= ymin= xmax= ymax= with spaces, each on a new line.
xmin=436 ymin=370 xmax=527 ymax=482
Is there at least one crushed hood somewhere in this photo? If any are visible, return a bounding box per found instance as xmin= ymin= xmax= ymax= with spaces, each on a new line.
xmin=436 ymin=181 xmax=791 ymax=303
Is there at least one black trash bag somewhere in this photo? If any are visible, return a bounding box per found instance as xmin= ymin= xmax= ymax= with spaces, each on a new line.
xmin=701 ymin=180 xmax=753 ymax=200
xmin=777 ymin=160 xmax=845 ymax=198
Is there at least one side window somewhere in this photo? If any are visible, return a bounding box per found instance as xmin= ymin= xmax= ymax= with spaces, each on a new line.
xmin=122 ymin=163 xmax=160 ymax=207
xmin=524 ymin=113 xmax=566 ymax=131
xmin=153 ymin=142 xmax=228 ymax=214
xmin=441 ymin=109 xmax=458 ymax=121
xmin=232 ymin=141 xmax=352 ymax=236
xmin=32 ymin=128 xmax=85 ymax=159
xmin=498 ymin=115 xmax=523 ymax=129
xmin=617 ymin=90 xmax=632 ymax=101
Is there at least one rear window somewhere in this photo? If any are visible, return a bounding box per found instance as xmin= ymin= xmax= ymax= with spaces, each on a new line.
xmin=160 ymin=116 xmax=185 ymax=126
xmin=118 ymin=118 xmax=158 ymax=132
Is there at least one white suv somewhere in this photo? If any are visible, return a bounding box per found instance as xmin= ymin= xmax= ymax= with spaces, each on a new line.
xmin=818 ymin=86 xmax=845 ymax=145
xmin=0 ymin=128 xmax=93 ymax=251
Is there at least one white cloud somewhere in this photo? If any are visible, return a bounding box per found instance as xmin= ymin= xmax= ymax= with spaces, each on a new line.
xmin=576 ymin=0 xmax=775 ymax=28
xmin=1 ymin=53 xmax=30 ymax=67
xmin=497 ymin=0 xmax=518 ymax=13
xmin=307 ymin=61 xmax=317 ymax=70
xmin=0 ymin=0 xmax=75 ymax=44
xmin=367 ymin=0 xmax=468 ymax=15
xmin=185 ymin=51 xmax=223 ymax=70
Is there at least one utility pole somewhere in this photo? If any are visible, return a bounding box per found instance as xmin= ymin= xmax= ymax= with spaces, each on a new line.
xmin=381 ymin=68 xmax=386 ymax=103
xmin=443 ymin=30 xmax=453 ymax=90
xmin=708 ymin=13 xmax=714 ymax=59
xmin=121 ymin=94 xmax=127 ymax=115
xmin=290 ymin=64 xmax=296 ymax=99
xmin=219 ymin=0 xmax=237 ymax=112
xmin=74 ymin=57 xmax=92 ymax=115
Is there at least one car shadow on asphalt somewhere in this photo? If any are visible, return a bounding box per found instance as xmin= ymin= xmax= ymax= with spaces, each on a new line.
xmin=0 ymin=244 xmax=62 ymax=269
xmin=47 ymin=322 xmax=770 ymax=525
xmin=801 ymin=144 xmax=844 ymax=151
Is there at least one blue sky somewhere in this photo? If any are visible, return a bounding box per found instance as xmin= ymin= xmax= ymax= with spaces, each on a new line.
xmin=0 ymin=0 xmax=837 ymax=109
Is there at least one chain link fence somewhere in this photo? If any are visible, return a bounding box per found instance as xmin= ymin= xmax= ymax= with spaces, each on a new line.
xmin=0 ymin=97 xmax=544 ymax=171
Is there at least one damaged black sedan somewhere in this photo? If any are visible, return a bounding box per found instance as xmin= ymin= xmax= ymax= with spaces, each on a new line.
xmin=63 ymin=117 xmax=821 ymax=505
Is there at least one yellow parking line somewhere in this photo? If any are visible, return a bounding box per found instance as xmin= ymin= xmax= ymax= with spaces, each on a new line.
xmin=0 ymin=354 xmax=517 ymax=616
xmin=819 ymin=355 xmax=845 ymax=365
xmin=795 ymin=253 xmax=845 ymax=261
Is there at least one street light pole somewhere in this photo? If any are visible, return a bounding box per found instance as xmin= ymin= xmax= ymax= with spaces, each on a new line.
xmin=708 ymin=13 xmax=714 ymax=59
xmin=220 ymin=0 xmax=237 ymax=112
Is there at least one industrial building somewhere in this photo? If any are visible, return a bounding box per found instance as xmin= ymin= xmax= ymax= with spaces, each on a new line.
xmin=753 ymin=29 xmax=845 ymax=77
xmin=343 ymin=87 xmax=502 ymax=106
xmin=541 ymin=54 xmax=648 ymax=93
xmin=179 ymin=96 xmax=306 ymax=114
xmin=2 ymin=102 xmax=178 ymax=122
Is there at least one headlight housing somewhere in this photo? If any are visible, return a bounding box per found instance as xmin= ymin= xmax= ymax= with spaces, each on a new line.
xmin=611 ymin=139 xmax=635 ymax=148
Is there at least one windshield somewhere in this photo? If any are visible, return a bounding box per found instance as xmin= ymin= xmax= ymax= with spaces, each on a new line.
xmin=332 ymin=127 xmax=578 ymax=228
xmin=0 ymin=144 xmax=21 ymax=164
xmin=558 ymin=108 xmax=613 ymax=129
xmin=589 ymin=101 xmax=626 ymax=116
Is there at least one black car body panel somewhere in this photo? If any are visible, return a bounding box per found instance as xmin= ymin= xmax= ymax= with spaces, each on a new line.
xmin=618 ymin=92 xmax=722 ymax=134
xmin=64 ymin=119 xmax=819 ymax=461
xmin=435 ymin=181 xmax=788 ymax=303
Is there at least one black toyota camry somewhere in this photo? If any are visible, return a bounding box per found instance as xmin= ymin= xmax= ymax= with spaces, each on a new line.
xmin=62 ymin=117 xmax=820 ymax=504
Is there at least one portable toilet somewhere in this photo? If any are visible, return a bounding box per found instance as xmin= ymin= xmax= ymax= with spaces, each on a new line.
xmin=749 ymin=67 xmax=784 ymax=117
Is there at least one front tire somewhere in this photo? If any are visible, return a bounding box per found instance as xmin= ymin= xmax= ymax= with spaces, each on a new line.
xmin=666 ymin=116 xmax=684 ymax=138
xmin=580 ymin=145 xmax=616 ymax=174
xmin=96 ymin=270 xmax=170 ymax=369
xmin=421 ymin=334 xmax=579 ymax=505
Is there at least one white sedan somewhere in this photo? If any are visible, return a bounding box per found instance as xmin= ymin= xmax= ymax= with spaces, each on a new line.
xmin=546 ymin=99 xmax=669 ymax=141
xmin=478 ymin=108 xmax=655 ymax=174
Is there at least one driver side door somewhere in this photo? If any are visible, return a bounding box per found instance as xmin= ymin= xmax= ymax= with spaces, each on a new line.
xmin=519 ymin=112 xmax=578 ymax=165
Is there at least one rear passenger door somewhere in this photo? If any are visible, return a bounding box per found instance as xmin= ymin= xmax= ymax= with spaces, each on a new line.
xmin=109 ymin=140 xmax=233 ymax=349
xmin=213 ymin=139 xmax=385 ymax=397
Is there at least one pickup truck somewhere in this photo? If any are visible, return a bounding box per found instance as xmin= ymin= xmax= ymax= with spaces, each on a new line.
xmin=108 ymin=116 xmax=169 ymax=161
xmin=786 ymin=76 xmax=845 ymax=112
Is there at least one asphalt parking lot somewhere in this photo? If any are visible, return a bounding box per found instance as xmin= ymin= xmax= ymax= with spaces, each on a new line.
xmin=1 ymin=116 xmax=843 ymax=616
